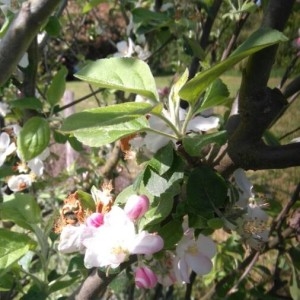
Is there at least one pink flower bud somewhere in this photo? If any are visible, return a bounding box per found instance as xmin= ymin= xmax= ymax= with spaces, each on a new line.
xmin=124 ymin=194 xmax=149 ymax=220
xmin=86 ymin=213 xmax=104 ymax=228
xmin=135 ymin=266 xmax=158 ymax=289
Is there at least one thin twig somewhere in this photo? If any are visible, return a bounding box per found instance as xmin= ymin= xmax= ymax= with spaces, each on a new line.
xmin=278 ymin=126 xmax=300 ymax=141
xmin=226 ymin=251 xmax=260 ymax=295
xmin=56 ymin=88 xmax=104 ymax=112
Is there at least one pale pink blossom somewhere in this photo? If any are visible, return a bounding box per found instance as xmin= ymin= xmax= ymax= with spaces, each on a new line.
xmin=27 ymin=148 xmax=50 ymax=176
xmin=135 ymin=266 xmax=158 ymax=289
xmin=174 ymin=233 xmax=217 ymax=283
xmin=7 ymin=174 xmax=33 ymax=192
xmin=0 ymin=102 xmax=10 ymax=117
xmin=124 ymin=194 xmax=149 ymax=220
xmin=0 ymin=132 xmax=16 ymax=166
xmin=57 ymin=224 xmax=94 ymax=254
xmin=82 ymin=207 xmax=163 ymax=269
xmin=86 ymin=213 xmax=104 ymax=228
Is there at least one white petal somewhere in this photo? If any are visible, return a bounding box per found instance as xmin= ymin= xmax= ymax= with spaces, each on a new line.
xmin=18 ymin=53 xmax=29 ymax=68
xmin=130 ymin=231 xmax=164 ymax=255
xmin=58 ymin=224 xmax=90 ymax=254
xmin=175 ymin=256 xmax=190 ymax=283
xmin=196 ymin=234 xmax=217 ymax=259
xmin=187 ymin=116 xmax=219 ymax=132
xmin=186 ymin=252 xmax=213 ymax=275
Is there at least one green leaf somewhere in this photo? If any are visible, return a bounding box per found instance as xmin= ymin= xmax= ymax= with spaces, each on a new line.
xmin=10 ymin=97 xmax=43 ymax=111
xmin=157 ymin=220 xmax=183 ymax=249
xmin=288 ymin=246 xmax=300 ymax=271
xmin=183 ymin=131 xmax=228 ymax=157
xmin=207 ymin=218 xmax=224 ymax=229
xmin=46 ymin=67 xmax=68 ymax=106
xmin=17 ymin=117 xmax=50 ymax=161
xmin=186 ymin=166 xmax=228 ymax=215
xmin=61 ymin=102 xmax=153 ymax=132
xmin=0 ymin=228 xmax=36 ymax=276
xmin=197 ymin=79 xmax=230 ymax=112
xmin=144 ymin=167 xmax=169 ymax=197
xmin=75 ymin=58 xmax=159 ymax=101
xmin=0 ymin=194 xmax=41 ymax=230
xmin=132 ymin=7 xmax=171 ymax=34
xmin=60 ymin=102 xmax=153 ymax=147
xmin=77 ymin=190 xmax=96 ymax=211
xmin=45 ymin=16 xmax=61 ymax=37
xmin=0 ymin=166 xmax=15 ymax=178
xmin=148 ymin=142 xmax=174 ymax=175
xmin=53 ymin=130 xmax=68 ymax=144
xmin=290 ymin=264 xmax=300 ymax=300
xmin=82 ymin=0 xmax=106 ymax=13
xmin=143 ymin=193 xmax=174 ymax=227
xmin=183 ymin=37 xmax=206 ymax=59
xmin=73 ymin=116 xmax=149 ymax=147
xmin=179 ymin=28 xmax=288 ymax=102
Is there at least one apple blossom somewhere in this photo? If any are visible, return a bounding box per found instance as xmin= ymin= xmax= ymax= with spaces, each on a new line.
xmin=27 ymin=148 xmax=50 ymax=176
xmin=91 ymin=184 xmax=114 ymax=213
xmin=0 ymin=132 xmax=16 ymax=166
xmin=86 ymin=213 xmax=104 ymax=228
xmin=7 ymin=174 xmax=33 ymax=192
xmin=135 ymin=266 xmax=158 ymax=289
xmin=82 ymin=207 xmax=163 ymax=269
xmin=237 ymin=200 xmax=270 ymax=250
xmin=113 ymin=38 xmax=135 ymax=57
xmin=58 ymin=224 xmax=94 ymax=254
xmin=174 ymin=233 xmax=217 ymax=283
xmin=0 ymin=102 xmax=10 ymax=117
xmin=232 ymin=168 xmax=254 ymax=207
xmin=124 ymin=194 xmax=150 ymax=220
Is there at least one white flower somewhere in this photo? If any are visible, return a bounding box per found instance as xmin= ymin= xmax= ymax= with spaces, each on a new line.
xmin=18 ymin=53 xmax=29 ymax=68
xmin=0 ymin=132 xmax=16 ymax=166
xmin=174 ymin=233 xmax=217 ymax=283
xmin=232 ymin=168 xmax=254 ymax=207
xmin=27 ymin=148 xmax=50 ymax=176
xmin=7 ymin=174 xmax=33 ymax=192
xmin=58 ymin=224 xmax=94 ymax=254
xmin=179 ymin=108 xmax=219 ymax=132
xmin=134 ymin=45 xmax=151 ymax=60
xmin=237 ymin=200 xmax=269 ymax=250
xmin=83 ymin=207 xmax=163 ymax=269
xmin=113 ymin=38 xmax=135 ymax=57
xmin=186 ymin=115 xmax=220 ymax=132
xmin=91 ymin=183 xmax=114 ymax=214
xmin=0 ymin=102 xmax=10 ymax=117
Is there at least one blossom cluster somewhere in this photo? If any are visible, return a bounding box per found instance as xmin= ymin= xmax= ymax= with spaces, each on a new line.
xmin=0 ymin=125 xmax=49 ymax=192
xmin=228 ymin=169 xmax=270 ymax=250
xmin=57 ymin=184 xmax=217 ymax=289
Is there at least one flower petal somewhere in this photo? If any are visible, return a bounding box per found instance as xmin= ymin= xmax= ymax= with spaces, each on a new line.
xmin=196 ymin=234 xmax=217 ymax=259
xmin=185 ymin=252 xmax=213 ymax=275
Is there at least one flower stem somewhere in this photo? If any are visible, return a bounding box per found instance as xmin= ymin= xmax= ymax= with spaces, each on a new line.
xmin=149 ymin=111 xmax=182 ymax=138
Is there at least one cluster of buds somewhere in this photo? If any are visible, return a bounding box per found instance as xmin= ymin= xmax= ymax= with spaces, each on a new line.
xmin=56 ymin=185 xmax=164 ymax=288
xmin=56 ymin=184 xmax=217 ymax=288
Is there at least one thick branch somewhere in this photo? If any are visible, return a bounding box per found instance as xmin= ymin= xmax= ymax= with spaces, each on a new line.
xmin=0 ymin=0 xmax=61 ymax=86
xmin=239 ymin=0 xmax=294 ymax=98
xmin=283 ymin=74 xmax=300 ymax=99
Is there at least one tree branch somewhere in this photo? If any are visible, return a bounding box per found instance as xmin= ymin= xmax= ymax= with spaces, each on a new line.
xmin=188 ymin=0 xmax=223 ymax=79
xmin=239 ymin=0 xmax=294 ymax=99
xmin=68 ymin=256 xmax=137 ymax=300
xmin=282 ymin=74 xmax=300 ymax=99
xmin=0 ymin=0 xmax=61 ymax=86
